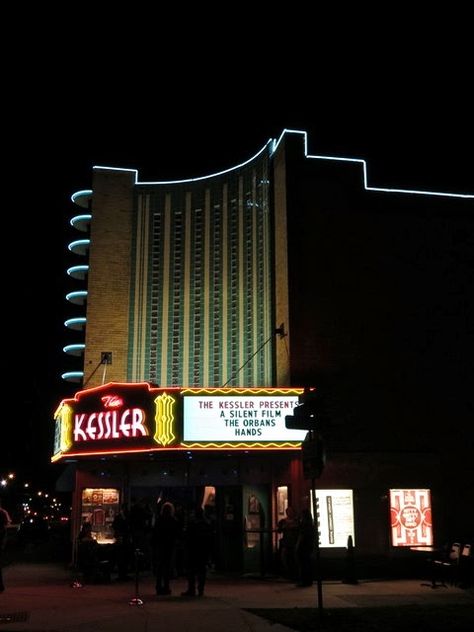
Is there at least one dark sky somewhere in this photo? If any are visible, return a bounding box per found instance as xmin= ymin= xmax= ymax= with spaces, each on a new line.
xmin=4 ymin=22 xmax=473 ymax=485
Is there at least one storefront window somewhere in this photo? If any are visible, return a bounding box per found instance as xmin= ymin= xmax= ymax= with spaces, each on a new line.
xmin=81 ymin=488 xmax=120 ymax=543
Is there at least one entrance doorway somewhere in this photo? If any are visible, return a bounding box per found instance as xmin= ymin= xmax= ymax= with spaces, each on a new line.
xmin=129 ymin=484 xmax=271 ymax=574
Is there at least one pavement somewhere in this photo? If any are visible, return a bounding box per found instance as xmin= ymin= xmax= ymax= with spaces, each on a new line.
xmin=1 ymin=563 xmax=473 ymax=631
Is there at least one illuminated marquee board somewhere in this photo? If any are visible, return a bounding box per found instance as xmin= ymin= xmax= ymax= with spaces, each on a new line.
xmin=310 ymin=489 xmax=355 ymax=548
xmin=182 ymin=389 xmax=307 ymax=444
xmin=52 ymin=384 xmax=305 ymax=461
xmin=389 ymin=489 xmax=433 ymax=547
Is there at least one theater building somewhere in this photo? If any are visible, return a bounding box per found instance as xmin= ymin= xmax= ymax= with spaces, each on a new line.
xmin=54 ymin=129 xmax=473 ymax=574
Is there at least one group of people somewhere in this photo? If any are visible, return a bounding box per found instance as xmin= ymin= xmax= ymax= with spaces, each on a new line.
xmin=153 ymin=502 xmax=213 ymax=597
xmin=78 ymin=499 xmax=214 ymax=598
xmin=278 ymin=506 xmax=315 ymax=587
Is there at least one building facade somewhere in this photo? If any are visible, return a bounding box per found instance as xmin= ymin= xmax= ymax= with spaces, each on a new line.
xmin=57 ymin=130 xmax=474 ymax=576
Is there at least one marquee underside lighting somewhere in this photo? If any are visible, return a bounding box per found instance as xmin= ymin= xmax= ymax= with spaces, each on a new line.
xmin=182 ymin=441 xmax=301 ymax=449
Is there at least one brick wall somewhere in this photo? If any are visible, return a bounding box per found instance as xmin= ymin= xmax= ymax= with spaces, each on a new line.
xmin=83 ymin=168 xmax=135 ymax=386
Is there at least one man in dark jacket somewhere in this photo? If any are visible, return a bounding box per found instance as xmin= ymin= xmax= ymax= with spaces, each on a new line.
xmin=152 ymin=502 xmax=180 ymax=595
xmin=181 ymin=506 xmax=213 ymax=597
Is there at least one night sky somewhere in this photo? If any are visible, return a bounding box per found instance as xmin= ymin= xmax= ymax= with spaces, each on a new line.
xmin=3 ymin=23 xmax=473 ymax=487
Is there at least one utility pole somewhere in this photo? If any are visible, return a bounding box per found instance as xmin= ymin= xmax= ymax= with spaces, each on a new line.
xmin=286 ymin=388 xmax=326 ymax=622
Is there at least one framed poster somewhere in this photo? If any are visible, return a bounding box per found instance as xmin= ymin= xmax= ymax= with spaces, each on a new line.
xmin=389 ymin=489 xmax=433 ymax=547
xmin=81 ymin=487 xmax=120 ymax=543
xmin=248 ymin=494 xmax=261 ymax=514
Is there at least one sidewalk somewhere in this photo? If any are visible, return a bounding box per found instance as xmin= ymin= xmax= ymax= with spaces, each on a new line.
xmin=1 ymin=563 xmax=473 ymax=631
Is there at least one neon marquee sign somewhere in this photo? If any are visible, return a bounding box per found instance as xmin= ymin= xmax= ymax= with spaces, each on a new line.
xmin=53 ymin=382 xmax=178 ymax=461
xmin=52 ymin=384 xmax=305 ymax=462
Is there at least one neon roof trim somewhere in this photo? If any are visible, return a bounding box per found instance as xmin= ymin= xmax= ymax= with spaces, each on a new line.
xmin=93 ymin=140 xmax=272 ymax=185
xmin=271 ymin=129 xmax=473 ymax=199
xmin=90 ymin=129 xmax=472 ymax=200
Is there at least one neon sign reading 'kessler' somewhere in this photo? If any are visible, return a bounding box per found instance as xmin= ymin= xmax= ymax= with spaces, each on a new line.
xmin=71 ymin=393 xmax=148 ymax=441
xmin=74 ymin=407 xmax=148 ymax=441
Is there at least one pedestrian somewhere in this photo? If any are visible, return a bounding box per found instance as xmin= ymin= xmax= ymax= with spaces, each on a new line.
xmin=152 ymin=501 xmax=180 ymax=595
xmin=77 ymin=522 xmax=100 ymax=583
xmin=277 ymin=506 xmax=299 ymax=579
xmin=129 ymin=498 xmax=152 ymax=569
xmin=181 ymin=506 xmax=213 ymax=597
xmin=295 ymin=508 xmax=314 ymax=587
xmin=0 ymin=499 xmax=12 ymax=593
xmin=112 ymin=504 xmax=132 ymax=580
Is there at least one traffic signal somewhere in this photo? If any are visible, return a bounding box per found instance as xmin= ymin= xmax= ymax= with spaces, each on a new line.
xmin=285 ymin=387 xmax=323 ymax=430
xmin=298 ymin=387 xmax=321 ymax=423
xmin=285 ymin=400 xmax=313 ymax=429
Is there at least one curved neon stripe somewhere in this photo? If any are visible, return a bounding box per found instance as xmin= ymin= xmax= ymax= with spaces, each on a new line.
xmin=71 ymin=190 xmax=93 ymax=204
xmin=63 ymin=344 xmax=85 ymax=354
xmin=67 ymin=265 xmax=89 ymax=277
xmin=70 ymin=214 xmax=92 ymax=228
xmin=93 ymin=140 xmax=272 ymax=185
xmin=64 ymin=317 xmax=86 ymax=328
xmin=68 ymin=239 xmax=90 ymax=252
xmin=61 ymin=371 xmax=84 ymax=380
xmin=271 ymin=129 xmax=473 ymax=199
xmin=66 ymin=290 xmax=88 ymax=301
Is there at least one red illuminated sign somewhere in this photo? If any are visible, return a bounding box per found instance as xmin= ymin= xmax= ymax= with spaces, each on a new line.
xmin=389 ymin=489 xmax=433 ymax=547
xmin=53 ymin=382 xmax=179 ymax=461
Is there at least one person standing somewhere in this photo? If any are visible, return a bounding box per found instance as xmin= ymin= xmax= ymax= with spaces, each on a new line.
xmin=0 ymin=500 xmax=12 ymax=593
xmin=152 ymin=502 xmax=180 ymax=595
xmin=277 ymin=506 xmax=299 ymax=579
xmin=112 ymin=504 xmax=132 ymax=580
xmin=181 ymin=506 xmax=213 ymax=597
xmin=295 ymin=508 xmax=315 ymax=587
